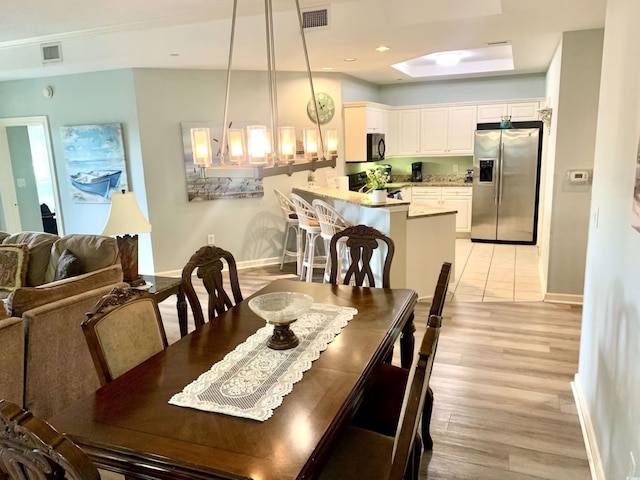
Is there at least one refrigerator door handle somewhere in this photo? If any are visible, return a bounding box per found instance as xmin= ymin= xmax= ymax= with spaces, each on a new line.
xmin=498 ymin=140 xmax=504 ymax=205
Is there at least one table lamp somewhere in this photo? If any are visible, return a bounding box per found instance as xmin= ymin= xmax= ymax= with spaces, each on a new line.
xmin=102 ymin=190 xmax=152 ymax=287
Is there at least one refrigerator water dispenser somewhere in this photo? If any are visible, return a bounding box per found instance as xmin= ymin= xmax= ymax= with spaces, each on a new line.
xmin=479 ymin=159 xmax=495 ymax=182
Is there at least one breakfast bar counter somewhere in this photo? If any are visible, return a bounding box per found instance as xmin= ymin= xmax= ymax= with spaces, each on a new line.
xmin=293 ymin=187 xmax=455 ymax=299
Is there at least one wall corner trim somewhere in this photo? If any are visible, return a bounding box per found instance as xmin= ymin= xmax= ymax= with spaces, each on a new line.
xmin=544 ymin=292 xmax=583 ymax=304
xmin=572 ymin=374 xmax=606 ymax=480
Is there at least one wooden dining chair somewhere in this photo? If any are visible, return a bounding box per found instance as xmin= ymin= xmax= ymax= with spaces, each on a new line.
xmin=351 ymin=261 xmax=452 ymax=451
xmin=328 ymin=224 xmax=395 ymax=288
xmin=319 ymin=314 xmax=442 ymax=480
xmin=82 ymin=286 xmax=168 ymax=385
xmin=181 ymin=245 xmax=243 ymax=330
xmin=0 ymin=399 xmax=100 ymax=480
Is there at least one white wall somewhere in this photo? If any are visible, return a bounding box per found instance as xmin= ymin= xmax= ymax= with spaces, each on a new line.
xmin=579 ymin=0 xmax=640 ymax=477
xmin=379 ymin=73 xmax=547 ymax=106
xmin=539 ymin=40 xmax=563 ymax=293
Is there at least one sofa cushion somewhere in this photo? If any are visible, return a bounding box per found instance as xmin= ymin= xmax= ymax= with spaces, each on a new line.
xmin=0 ymin=232 xmax=10 ymax=243
xmin=0 ymin=244 xmax=29 ymax=292
xmin=2 ymin=232 xmax=59 ymax=287
xmin=7 ymin=264 xmax=123 ymax=317
xmin=45 ymin=235 xmax=119 ymax=284
xmin=54 ymin=249 xmax=84 ymax=281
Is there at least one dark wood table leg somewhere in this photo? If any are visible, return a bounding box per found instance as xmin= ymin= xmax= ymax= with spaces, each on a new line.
xmin=176 ymin=288 xmax=188 ymax=338
xmin=400 ymin=312 xmax=416 ymax=369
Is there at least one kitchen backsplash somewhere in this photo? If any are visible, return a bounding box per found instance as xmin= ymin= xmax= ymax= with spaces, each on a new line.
xmin=391 ymin=173 xmax=468 ymax=183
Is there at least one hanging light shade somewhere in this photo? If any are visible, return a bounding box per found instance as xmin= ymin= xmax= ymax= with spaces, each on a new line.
xmin=325 ymin=128 xmax=338 ymax=160
xmin=247 ymin=125 xmax=269 ymax=165
xmin=190 ymin=128 xmax=212 ymax=167
xmin=278 ymin=126 xmax=296 ymax=163
xmin=303 ymin=128 xmax=319 ymax=161
xmin=228 ymin=128 xmax=246 ymax=164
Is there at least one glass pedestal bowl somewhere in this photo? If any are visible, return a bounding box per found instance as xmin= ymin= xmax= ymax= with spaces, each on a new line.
xmin=248 ymin=292 xmax=314 ymax=350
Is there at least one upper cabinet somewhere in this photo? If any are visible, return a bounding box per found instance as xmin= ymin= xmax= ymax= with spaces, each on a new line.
xmin=420 ymin=105 xmax=476 ymax=155
xmin=344 ymin=103 xmax=390 ymax=162
xmin=343 ymin=98 xmax=542 ymax=160
xmin=397 ymin=109 xmax=421 ymax=156
xmin=477 ymin=101 xmax=540 ymax=123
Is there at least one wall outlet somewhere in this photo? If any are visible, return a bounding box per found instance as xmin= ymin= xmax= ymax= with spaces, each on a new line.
xmin=452 ymin=164 xmax=459 ymax=172
xmin=16 ymin=178 xmax=26 ymax=188
xmin=406 ymin=165 xmax=411 ymax=173
xmin=207 ymin=234 xmax=216 ymax=245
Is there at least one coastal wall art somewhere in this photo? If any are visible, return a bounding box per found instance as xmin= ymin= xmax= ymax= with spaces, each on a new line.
xmin=180 ymin=122 xmax=263 ymax=202
xmin=632 ymin=131 xmax=640 ymax=232
xmin=60 ymin=123 xmax=129 ymax=204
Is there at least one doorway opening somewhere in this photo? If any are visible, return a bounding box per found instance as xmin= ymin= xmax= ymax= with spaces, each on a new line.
xmin=0 ymin=116 xmax=63 ymax=234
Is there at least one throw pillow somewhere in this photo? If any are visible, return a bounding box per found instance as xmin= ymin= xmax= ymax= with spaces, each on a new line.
xmin=54 ymin=249 xmax=84 ymax=281
xmin=0 ymin=244 xmax=29 ymax=292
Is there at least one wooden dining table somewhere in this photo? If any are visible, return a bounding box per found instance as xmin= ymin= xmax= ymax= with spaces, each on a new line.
xmin=50 ymin=279 xmax=417 ymax=480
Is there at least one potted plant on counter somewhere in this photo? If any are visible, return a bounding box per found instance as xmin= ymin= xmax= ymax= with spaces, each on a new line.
xmin=366 ymin=168 xmax=390 ymax=203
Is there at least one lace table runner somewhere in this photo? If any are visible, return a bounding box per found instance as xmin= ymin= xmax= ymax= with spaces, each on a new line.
xmin=169 ymin=303 xmax=357 ymax=421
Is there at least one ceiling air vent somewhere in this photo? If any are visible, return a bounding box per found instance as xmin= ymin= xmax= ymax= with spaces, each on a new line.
xmin=301 ymin=7 xmax=329 ymax=30
xmin=41 ymin=42 xmax=63 ymax=64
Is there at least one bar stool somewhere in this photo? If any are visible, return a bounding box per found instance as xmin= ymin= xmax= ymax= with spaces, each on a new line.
xmin=274 ymin=189 xmax=302 ymax=274
xmin=290 ymin=193 xmax=326 ymax=282
xmin=312 ymin=199 xmax=353 ymax=283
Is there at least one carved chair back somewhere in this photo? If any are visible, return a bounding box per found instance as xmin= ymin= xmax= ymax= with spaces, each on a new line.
xmin=430 ymin=262 xmax=452 ymax=318
xmin=329 ymin=225 xmax=395 ymax=288
xmin=82 ymin=286 xmax=168 ymax=385
xmin=389 ymin=314 xmax=442 ymax=479
xmin=181 ymin=245 xmax=243 ymax=330
xmin=0 ymin=399 xmax=100 ymax=480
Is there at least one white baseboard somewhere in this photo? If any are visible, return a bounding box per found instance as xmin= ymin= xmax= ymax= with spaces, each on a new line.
xmin=154 ymin=257 xmax=283 ymax=279
xmin=572 ymin=374 xmax=606 ymax=480
xmin=544 ymin=292 xmax=583 ymax=304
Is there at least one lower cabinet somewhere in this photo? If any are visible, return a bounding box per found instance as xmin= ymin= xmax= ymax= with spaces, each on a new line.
xmin=412 ymin=186 xmax=472 ymax=232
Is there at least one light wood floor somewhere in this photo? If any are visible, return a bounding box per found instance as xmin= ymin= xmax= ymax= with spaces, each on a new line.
xmin=157 ymin=263 xmax=590 ymax=480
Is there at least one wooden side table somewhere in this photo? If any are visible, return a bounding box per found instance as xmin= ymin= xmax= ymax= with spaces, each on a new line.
xmin=140 ymin=275 xmax=188 ymax=338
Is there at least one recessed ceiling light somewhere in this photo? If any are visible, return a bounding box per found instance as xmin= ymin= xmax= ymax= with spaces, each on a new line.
xmin=375 ymin=46 xmax=390 ymax=52
xmin=435 ymin=52 xmax=463 ymax=66
xmin=169 ymin=53 xmax=180 ymax=57
xmin=321 ymin=66 xmax=334 ymax=70
xmin=343 ymin=58 xmax=358 ymax=62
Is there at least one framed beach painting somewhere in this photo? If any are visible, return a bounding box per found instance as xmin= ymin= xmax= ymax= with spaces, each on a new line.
xmin=60 ymin=123 xmax=129 ymax=204
xmin=180 ymin=122 xmax=264 ymax=202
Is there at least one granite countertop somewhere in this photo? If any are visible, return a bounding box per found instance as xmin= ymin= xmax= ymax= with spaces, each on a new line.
xmin=292 ymin=186 xmax=410 ymax=208
xmin=387 ymin=181 xmax=472 ymax=188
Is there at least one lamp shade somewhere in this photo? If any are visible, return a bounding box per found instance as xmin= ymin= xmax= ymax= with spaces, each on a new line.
xmin=102 ymin=191 xmax=152 ymax=236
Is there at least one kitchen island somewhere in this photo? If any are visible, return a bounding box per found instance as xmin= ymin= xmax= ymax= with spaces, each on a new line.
xmin=293 ymin=187 xmax=455 ymax=299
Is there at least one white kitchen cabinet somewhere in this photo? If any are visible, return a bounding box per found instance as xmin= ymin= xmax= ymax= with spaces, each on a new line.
xmin=420 ymin=105 xmax=476 ymax=155
xmin=397 ymin=109 xmax=421 ymax=155
xmin=412 ymin=186 xmax=473 ymax=232
xmin=477 ymin=101 xmax=540 ymax=123
xmin=385 ymin=109 xmax=399 ymax=156
xmin=343 ymin=103 xmax=391 ymax=162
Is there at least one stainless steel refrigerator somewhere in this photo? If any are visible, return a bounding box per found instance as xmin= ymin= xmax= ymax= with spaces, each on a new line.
xmin=470 ymin=122 xmax=543 ymax=244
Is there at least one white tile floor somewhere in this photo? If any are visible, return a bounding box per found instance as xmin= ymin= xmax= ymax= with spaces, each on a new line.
xmin=451 ymin=239 xmax=543 ymax=302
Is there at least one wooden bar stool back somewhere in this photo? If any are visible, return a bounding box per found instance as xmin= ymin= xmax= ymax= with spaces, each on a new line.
xmin=311 ymin=199 xmax=353 ymax=283
xmin=290 ymin=193 xmax=326 ymax=282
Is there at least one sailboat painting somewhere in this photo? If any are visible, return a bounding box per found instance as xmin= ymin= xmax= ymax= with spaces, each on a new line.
xmin=61 ymin=123 xmax=129 ymax=204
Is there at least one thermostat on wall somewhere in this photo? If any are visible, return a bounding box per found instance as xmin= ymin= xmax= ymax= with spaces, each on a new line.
xmin=567 ymin=169 xmax=590 ymax=184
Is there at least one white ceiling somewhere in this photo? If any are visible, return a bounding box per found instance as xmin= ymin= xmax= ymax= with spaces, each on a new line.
xmin=0 ymin=0 xmax=606 ymax=85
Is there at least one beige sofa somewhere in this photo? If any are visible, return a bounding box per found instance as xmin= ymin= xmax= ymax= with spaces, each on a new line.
xmin=0 ymin=231 xmax=128 ymax=419
xmin=0 ymin=231 xmax=120 ymax=300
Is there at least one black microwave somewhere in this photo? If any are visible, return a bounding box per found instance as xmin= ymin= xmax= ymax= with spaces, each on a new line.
xmin=367 ymin=133 xmax=385 ymax=161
